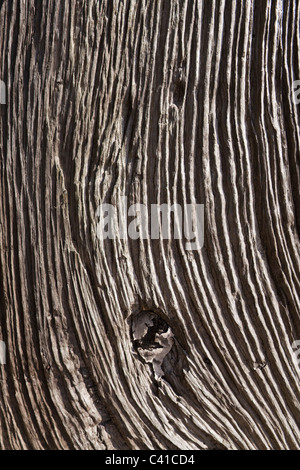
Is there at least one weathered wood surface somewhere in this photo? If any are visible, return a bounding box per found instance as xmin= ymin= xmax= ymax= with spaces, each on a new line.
xmin=0 ymin=0 xmax=300 ymax=450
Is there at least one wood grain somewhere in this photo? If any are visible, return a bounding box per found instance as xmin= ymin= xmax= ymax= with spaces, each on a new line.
xmin=0 ymin=0 xmax=300 ymax=450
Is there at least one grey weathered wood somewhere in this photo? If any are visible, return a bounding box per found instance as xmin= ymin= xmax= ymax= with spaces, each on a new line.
xmin=0 ymin=0 xmax=300 ymax=450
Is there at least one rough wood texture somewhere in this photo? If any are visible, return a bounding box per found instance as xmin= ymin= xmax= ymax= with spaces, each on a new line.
xmin=1 ymin=0 xmax=300 ymax=450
